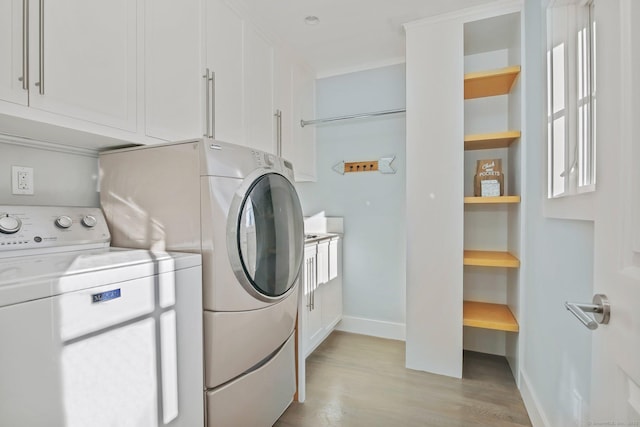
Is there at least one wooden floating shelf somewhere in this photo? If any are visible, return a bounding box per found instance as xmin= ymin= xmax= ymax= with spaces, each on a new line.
xmin=464 ymin=66 xmax=521 ymax=99
xmin=463 ymin=250 xmax=520 ymax=268
xmin=464 ymin=196 xmax=521 ymax=204
xmin=464 ymin=131 xmax=521 ymax=150
xmin=463 ymin=301 xmax=519 ymax=332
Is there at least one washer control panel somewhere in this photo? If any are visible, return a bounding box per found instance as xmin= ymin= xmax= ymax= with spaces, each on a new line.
xmin=251 ymin=149 xmax=295 ymax=182
xmin=0 ymin=206 xmax=110 ymax=253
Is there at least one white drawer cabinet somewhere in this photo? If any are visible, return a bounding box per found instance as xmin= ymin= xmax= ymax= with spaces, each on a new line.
xmin=299 ymin=236 xmax=342 ymax=358
xmin=297 ymin=235 xmax=342 ymax=402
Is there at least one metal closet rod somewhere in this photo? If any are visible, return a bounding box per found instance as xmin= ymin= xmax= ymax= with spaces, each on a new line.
xmin=300 ymin=108 xmax=406 ymax=127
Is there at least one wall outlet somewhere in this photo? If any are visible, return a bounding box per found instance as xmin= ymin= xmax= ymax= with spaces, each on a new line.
xmin=12 ymin=166 xmax=34 ymax=195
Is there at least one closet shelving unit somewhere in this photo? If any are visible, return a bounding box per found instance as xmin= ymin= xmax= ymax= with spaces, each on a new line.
xmin=404 ymin=2 xmax=525 ymax=380
xmin=464 ymin=66 xmax=521 ymax=99
xmin=464 ymin=196 xmax=521 ymax=204
xmin=462 ymin=64 xmax=521 ymax=334
xmin=463 ymin=301 xmax=519 ymax=332
xmin=464 ymin=130 xmax=521 ymax=151
xmin=463 ymin=250 xmax=520 ymax=268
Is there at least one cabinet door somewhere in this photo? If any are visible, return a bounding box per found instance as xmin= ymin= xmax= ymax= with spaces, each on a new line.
xmin=205 ymin=0 xmax=244 ymax=144
xmin=323 ymin=239 xmax=342 ymax=330
xmin=329 ymin=238 xmax=339 ymax=280
xmin=274 ymin=46 xmax=292 ymax=158
xmin=302 ymin=246 xmax=323 ymax=356
xmin=321 ymin=277 xmax=342 ymax=331
xmin=316 ymin=240 xmax=329 ymax=285
xmin=27 ymin=0 xmax=138 ymax=132
xmin=0 ymin=0 xmax=28 ymax=106
xmin=144 ymin=0 xmax=201 ymax=141
xmin=291 ymin=62 xmax=316 ymax=181
xmin=243 ymin=25 xmax=274 ymax=153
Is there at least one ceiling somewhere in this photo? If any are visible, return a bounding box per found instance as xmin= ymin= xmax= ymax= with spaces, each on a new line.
xmin=237 ymin=0 xmax=498 ymax=77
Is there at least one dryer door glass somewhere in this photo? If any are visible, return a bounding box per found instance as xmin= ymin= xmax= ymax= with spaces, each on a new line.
xmin=237 ymin=173 xmax=304 ymax=297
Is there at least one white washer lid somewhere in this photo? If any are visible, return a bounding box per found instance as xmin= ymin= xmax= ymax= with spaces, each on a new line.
xmin=0 ymin=247 xmax=201 ymax=308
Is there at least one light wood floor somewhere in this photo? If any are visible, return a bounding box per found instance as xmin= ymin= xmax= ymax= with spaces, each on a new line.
xmin=275 ymin=331 xmax=531 ymax=427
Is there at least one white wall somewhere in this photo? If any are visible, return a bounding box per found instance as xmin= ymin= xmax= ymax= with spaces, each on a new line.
xmin=0 ymin=138 xmax=99 ymax=207
xmin=522 ymin=1 xmax=594 ymax=425
xmin=404 ymin=17 xmax=464 ymax=379
xmin=295 ymin=64 xmax=406 ymax=339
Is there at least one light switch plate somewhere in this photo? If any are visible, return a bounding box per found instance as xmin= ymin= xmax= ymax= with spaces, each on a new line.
xmin=12 ymin=166 xmax=34 ymax=195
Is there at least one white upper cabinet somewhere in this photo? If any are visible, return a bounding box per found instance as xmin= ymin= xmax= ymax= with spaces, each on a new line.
xmin=243 ymin=25 xmax=274 ymax=154
xmin=204 ymin=0 xmax=276 ymax=153
xmin=205 ymin=0 xmax=244 ymax=145
xmin=0 ymin=0 xmax=28 ymax=106
xmin=290 ymin=62 xmax=316 ymax=181
xmin=274 ymin=46 xmax=293 ymax=158
xmin=27 ymin=0 xmax=138 ymax=132
xmin=0 ymin=0 xmax=315 ymax=154
xmin=274 ymin=46 xmax=317 ymax=181
xmin=144 ymin=0 xmax=202 ymax=141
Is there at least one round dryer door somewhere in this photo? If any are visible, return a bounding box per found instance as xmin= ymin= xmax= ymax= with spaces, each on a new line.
xmin=229 ymin=172 xmax=304 ymax=301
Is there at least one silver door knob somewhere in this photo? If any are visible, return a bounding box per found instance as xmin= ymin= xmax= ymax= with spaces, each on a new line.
xmin=565 ymin=294 xmax=610 ymax=330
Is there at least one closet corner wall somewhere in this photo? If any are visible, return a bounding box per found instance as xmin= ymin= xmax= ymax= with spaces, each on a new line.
xmin=405 ymin=0 xmax=525 ymax=383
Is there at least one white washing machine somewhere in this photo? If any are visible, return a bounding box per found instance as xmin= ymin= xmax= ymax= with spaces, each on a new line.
xmin=0 ymin=205 xmax=204 ymax=427
xmin=100 ymin=139 xmax=304 ymax=426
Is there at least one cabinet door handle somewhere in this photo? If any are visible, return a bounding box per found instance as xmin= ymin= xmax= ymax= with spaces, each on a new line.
xmin=275 ymin=109 xmax=282 ymax=156
xmin=35 ymin=0 xmax=44 ymax=94
xmin=306 ymin=257 xmax=311 ymax=310
xmin=307 ymin=258 xmax=312 ymax=310
xmin=311 ymin=257 xmax=316 ymax=310
xmin=20 ymin=0 xmax=29 ymax=90
xmin=203 ymin=68 xmax=210 ymax=137
xmin=309 ymin=258 xmax=313 ymax=310
xmin=210 ymin=71 xmax=216 ymax=139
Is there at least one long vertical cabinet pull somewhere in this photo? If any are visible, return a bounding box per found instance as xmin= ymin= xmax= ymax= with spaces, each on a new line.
xmin=304 ymin=258 xmax=311 ymax=310
xmin=210 ymin=71 xmax=215 ymax=138
xmin=20 ymin=0 xmax=29 ymax=89
xmin=275 ymin=109 xmax=282 ymax=156
xmin=203 ymin=68 xmax=211 ymax=137
xmin=311 ymin=256 xmax=316 ymax=310
xmin=35 ymin=0 xmax=44 ymax=94
xmin=202 ymin=69 xmax=215 ymax=138
xmin=306 ymin=257 xmax=312 ymax=310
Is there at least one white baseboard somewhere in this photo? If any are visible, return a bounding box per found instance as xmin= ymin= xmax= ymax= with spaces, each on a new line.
xmin=520 ymin=370 xmax=551 ymax=427
xmin=335 ymin=315 xmax=406 ymax=341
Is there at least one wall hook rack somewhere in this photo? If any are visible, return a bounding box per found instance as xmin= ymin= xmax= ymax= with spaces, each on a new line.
xmin=332 ymin=156 xmax=396 ymax=175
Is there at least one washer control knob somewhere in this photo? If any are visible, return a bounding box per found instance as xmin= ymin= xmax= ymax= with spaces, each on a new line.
xmin=55 ymin=215 xmax=73 ymax=229
xmin=0 ymin=214 xmax=22 ymax=234
xmin=81 ymin=215 xmax=97 ymax=228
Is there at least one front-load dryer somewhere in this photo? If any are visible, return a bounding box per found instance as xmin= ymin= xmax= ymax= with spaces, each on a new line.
xmin=100 ymin=139 xmax=304 ymax=427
